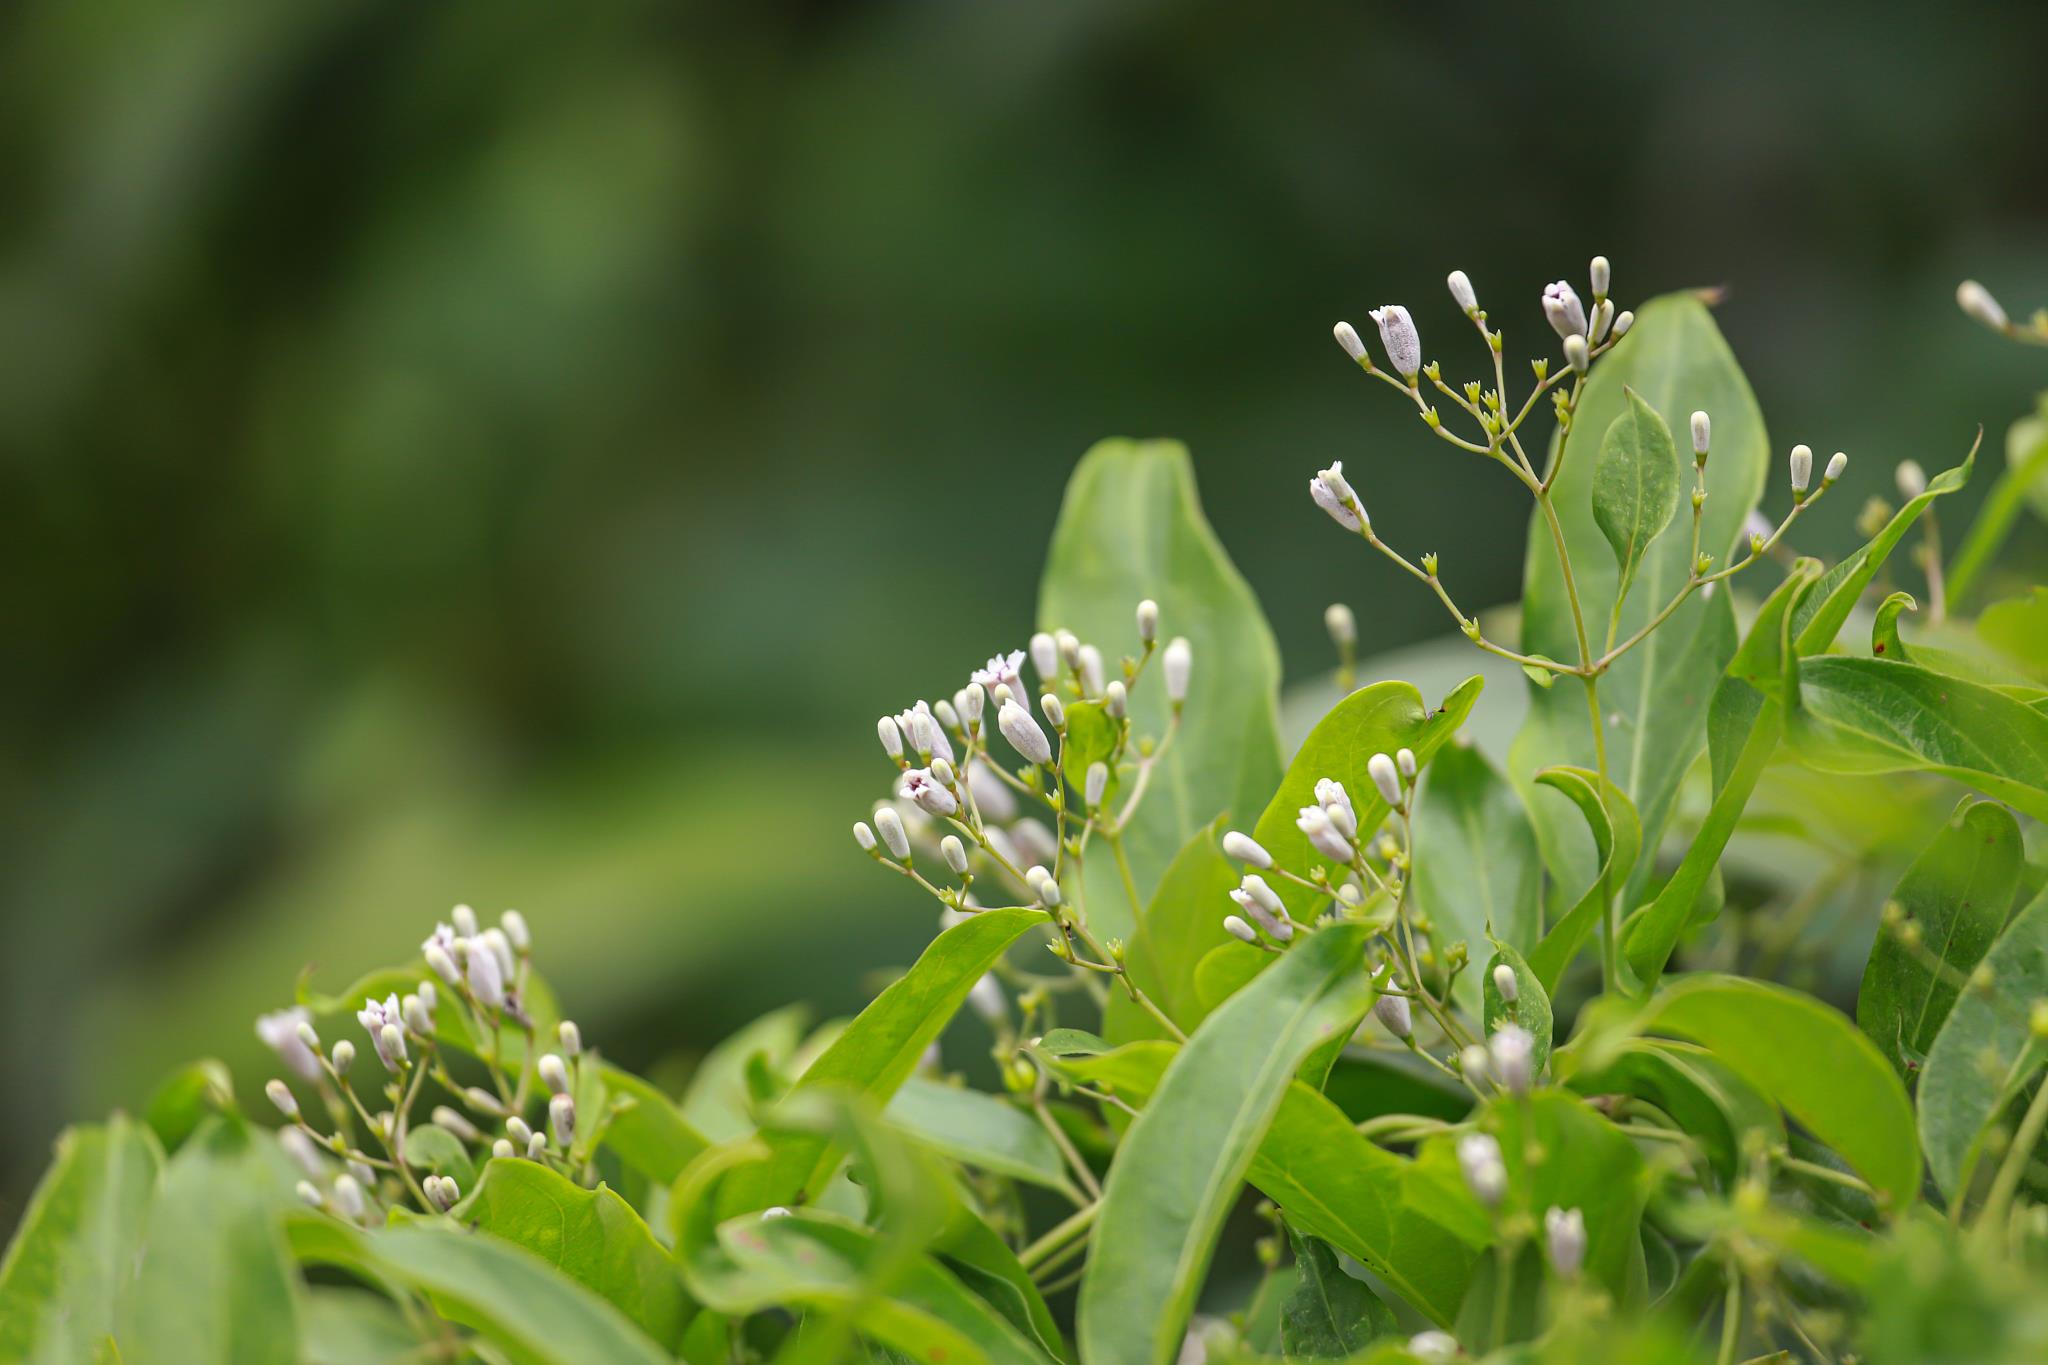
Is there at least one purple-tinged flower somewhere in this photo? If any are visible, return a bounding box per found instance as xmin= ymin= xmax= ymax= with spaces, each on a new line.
xmin=902 ymin=767 xmax=960 ymax=818
xmin=1368 ymin=305 xmax=1422 ymax=378
xmin=257 ymin=1006 xmax=321 ymax=1083
xmin=1542 ymin=280 xmax=1587 ymax=338
xmin=357 ymin=995 xmax=407 ymax=1072
xmin=972 ymin=650 xmax=1027 ymax=699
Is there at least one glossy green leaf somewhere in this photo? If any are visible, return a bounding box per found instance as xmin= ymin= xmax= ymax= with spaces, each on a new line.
xmin=1592 ymin=387 xmax=1684 ymax=603
xmin=140 ymin=1059 xmax=236 ymax=1155
xmin=1036 ymin=1028 xmax=1110 ymax=1057
xmin=400 ymin=1123 xmax=476 ymax=1192
xmin=1250 ymin=676 xmax=1485 ymax=920
xmin=0 ymin=1117 xmax=162 ymax=1365
xmin=1919 ymin=881 xmax=2048 ymax=1197
xmin=300 ymin=1288 xmax=420 ymax=1364
xmin=461 ymin=1158 xmax=691 ymax=1349
xmin=1077 ymin=923 xmax=1379 ymax=1364
xmin=1566 ymin=1039 xmax=1783 ymax=1187
xmin=1858 ymin=799 xmax=2024 ymax=1079
xmin=1637 ymin=975 xmax=1919 ymax=1211
xmin=1784 ymin=656 xmax=2048 ymax=822
xmin=1482 ymin=941 xmax=1552 ymax=1076
xmin=1280 ymin=1225 xmax=1396 ymax=1357
xmin=885 ymin=1077 xmax=1077 ymax=1195
xmin=1515 ymin=294 xmax=1770 ymax=911
xmin=599 ymin=1063 xmax=711 ymax=1186
xmin=1413 ymin=740 xmax=1542 ymax=1012
xmin=679 ymin=1003 xmax=808 ymax=1141
xmin=718 ymin=907 xmax=1046 ymax=1213
xmin=1525 ymin=765 xmax=1639 ymax=994
xmin=1059 ymin=699 xmax=1123 ymax=806
xmin=1037 ymin=438 xmax=1285 ymax=939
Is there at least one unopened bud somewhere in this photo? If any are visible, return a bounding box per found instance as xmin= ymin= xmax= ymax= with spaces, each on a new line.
xmin=1489 ymin=1025 xmax=1535 ymax=1096
xmin=426 ymin=943 xmax=461 ymax=987
xmin=1410 ymin=1330 xmax=1461 ymax=1361
xmin=1373 ymin=993 xmax=1412 ymax=1039
xmin=1789 ymin=444 xmax=1813 ymax=497
xmin=492 ymin=1138 xmax=516 ymax=1160
xmin=501 ymin=909 xmax=530 ymax=953
xmin=266 ymin=1079 xmax=299 ymax=1119
xmin=1447 ymin=269 xmax=1478 ymax=314
xmin=1563 ymin=334 xmax=1589 ymax=374
xmin=1136 ymin=599 xmax=1160 ymax=644
xmin=1824 ymin=451 xmax=1847 ymax=485
xmin=962 ymin=682 xmax=985 ymax=725
xmin=331 ymin=1039 xmax=355 ymax=1072
xmin=1295 ymin=806 xmax=1355 ymax=863
xmin=1493 ymin=963 xmax=1518 ymax=1002
xmin=527 ymin=1132 xmax=548 ymax=1159
xmin=941 ymin=834 xmax=970 ymax=874
xmin=1611 ymin=309 xmax=1634 ymax=339
xmin=1690 ymin=411 xmax=1711 ymax=456
xmin=1957 ymin=279 xmax=2008 ymax=331
xmin=426 ymin=1175 xmax=461 ymax=1212
xmin=432 ymin=1107 xmax=483 ymax=1143
xmin=464 ymin=1087 xmax=506 ymax=1117
xmin=1396 ymin=748 xmax=1417 ymax=781
xmin=538 ymin=1053 xmax=572 ymax=1096
xmin=1223 ymin=914 xmax=1258 ymax=944
xmin=1542 ymin=280 xmax=1588 ymax=339
xmin=1310 ymin=462 xmax=1365 ymax=532
xmin=1040 ymin=692 xmax=1066 ymax=730
xmin=452 ymin=904 xmax=479 ymax=938
xmin=1078 ymin=644 xmax=1106 ymax=696
xmin=1324 ymin=602 xmax=1356 ymax=650
xmin=1104 ymin=680 xmax=1127 ymax=720
xmin=1458 ymin=1133 xmax=1507 ymax=1207
xmin=1896 ymin=459 xmax=1927 ymax=500
xmin=1460 ymin=1045 xmax=1491 ymax=1084
xmin=1368 ymin=752 xmax=1403 ymax=808
xmin=1222 ymin=831 xmax=1272 ymax=868
xmin=507 ymin=1115 xmax=534 ymax=1147
xmin=558 ymin=1020 xmax=582 ymax=1057
xmin=1589 ymin=297 xmax=1614 ymax=345
xmin=1333 ymin=320 xmax=1367 ymax=363
xmin=380 ymin=1024 xmax=409 ymax=1069
xmin=1545 ymin=1206 xmax=1586 ymax=1280
xmin=1029 ymin=632 xmax=1059 ymax=681
xmin=875 ymin=807 xmax=911 ymax=860
xmin=998 ymin=700 xmax=1053 ymax=766
xmin=1055 ymin=630 xmax=1081 ymax=669
xmin=466 ymin=946 xmax=505 ymax=1012
xmin=549 ymin=1093 xmax=576 ymax=1147
xmin=1163 ymin=638 xmax=1192 ymax=705
xmin=854 ymin=821 xmax=877 ymax=852
xmin=1369 ymin=304 xmax=1422 ymax=379
xmin=332 ymin=1174 xmax=366 ymax=1220
xmin=296 ymin=1180 xmax=323 ymax=1208
xmin=1084 ymin=761 xmax=1109 ymax=808
xmin=933 ymin=699 xmax=960 ymax=734
xmin=1589 ymin=255 xmax=1611 ymax=298
xmin=402 ymin=994 xmax=433 ymax=1037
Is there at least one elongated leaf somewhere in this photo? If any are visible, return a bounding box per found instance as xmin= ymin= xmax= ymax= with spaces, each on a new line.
xmin=1592 ymin=388 xmax=1684 ymax=603
xmin=1037 ymin=439 xmax=1285 ymax=939
xmin=1637 ymin=975 xmax=1919 ymax=1211
xmin=461 ymin=1158 xmax=691 ymax=1350
xmin=1566 ymin=1039 xmax=1783 ymax=1187
xmin=885 ymin=1078 xmax=1077 ymax=1195
xmin=1114 ymin=816 xmax=1242 ymax=1040
xmin=1052 ymin=1043 xmax=1487 ymax=1326
xmin=1077 ymin=924 xmax=1378 ymax=1364
xmin=1784 ymin=656 xmax=2048 ymax=822
xmin=1412 ymin=740 xmax=1542 ymax=1012
xmin=1858 ymin=799 xmax=2023 ymax=1079
xmin=1515 ymin=294 xmax=1770 ymax=911
xmin=1919 ymin=882 xmax=2048 ymax=1197
xmin=1280 ymin=1225 xmax=1395 ymax=1357
xmin=1250 ymin=677 xmax=1485 ymax=920
xmin=1525 ymin=765 xmax=1639 ymax=994
xmin=718 ymin=907 xmax=1046 ymax=1213
xmin=0 ymin=1117 xmax=162 ymax=1365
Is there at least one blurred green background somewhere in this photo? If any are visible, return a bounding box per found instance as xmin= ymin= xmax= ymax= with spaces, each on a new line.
xmin=5 ymin=0 xmax=2048 ymax=1216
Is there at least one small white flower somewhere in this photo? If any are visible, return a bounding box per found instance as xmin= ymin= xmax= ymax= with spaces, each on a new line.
xmin=1367 ymin=752 xmax=1403 ymax=808
xmin=1368 ymin=304 xmax=1422 ymax=378
xmin=1446 ymin=269 xmax=1478 ymax=314
xmin=479 ymin=928 xmax=516 ymax=983
xmin=1295 ymin=806 xmax=1356 ymax=864
xmin=423 ymin=924 xmax=463 ymax=987
xmin=256 ymin=1007 xmax=321 ymax=1084
xmin=1332 ymin=320 xmax=1367 ymax=363
xmin=1223 ymin=914 xmax=1258 ymax=944
xmin=1221 ymin=830 xmax=1272 ymax=868
xmin=972 ymin=650 xmax=1027 ymax=698
xmin=1316 ymin=777 xmax=1357 ymax=839
xmin=467 ymin=939 xmax=506 ymax=1011
xmin=1310 ymin=473 xmax=1363 ymax=533
xmin=1230 ymin=886 xmax=1293 ymax=941
xmin=1542 ymin=279 xmax=1588 ymax=339
xmin=1492 ymin=963 xmax=1518 ymax=1003
xmin=1824 ymin=451 xmax=1848 ymax=485
xmin=902 ymin=767 xmax=960 ymax=818
xmin=1690 ymin=410 xmax=1711 ymax=456
xmin=896 ymin=701 xmax=954 ymax=764
xmin=1790 ymin=443 xmax=1814 ymax=496
xmin=1896 ymin=459 xmax=1927 ymax=499
xmin=1457 ymin=1132 xmax=1507 ymax=1207
xmin=1373 ymin=992 xmax=1412 ymax=1039
xmin=265 ymin=1079 xmax=299 ymax=1119
xmin=1957 ymin=279 xmax=2008 ymax=331
xmin=874 ymin=806 xmax=911 ymax=860
xmin=1489 ymin=1024 xmax=1535 ymax=1096
xmin=1136 ymin=598 xmax=1160 ymax=644
xmin=1324 ymin=602 xmax=1356 ymax=649
xmin=1545 ymin=1205 xmax=1586 ymax=1280
xmin=998 ymin=699 xmax=1053 ymax=766
xmin=357 ymin=995 xmax=408 ymax=1072
xmin=1163 ymin=637 xmax=1193 ymax=705
xmin=1029 ymin=632 xmax=1059 ymax=681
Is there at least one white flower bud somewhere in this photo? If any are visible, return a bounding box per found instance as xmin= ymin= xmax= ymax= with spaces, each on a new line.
xmin=426 ymin=942 xmax=462 ymax=988
xmin=1295 ymin=806 xmax=1355 ymax=863
xmin=1332 ymin=320 xmax=1367 ymax=363
xmin=501 ymin=908 xmax=530 ymax=953
xmin=1221 ymin=831 xmax=1272 ymax=868
xmin=962 ymin=682 xmax=985 ymax=726
xmin=294 ymin=1021 xmax=321 ymax=1054
xmin=1458 ymin=1133 xmax=1507 ymax=1207
xmin=1489 ymin=1024 xmax=1535 ymax=1096
xmin=1373 ymin=993 xmax=1412 ymax=1039
xmin=332 ymin=1038 xmax=357 ymax=1073
xmin=1446 ymin=269 xmax=1477 ymax=314
xmin=1055 ymin=629 xmax=1082 ymax=669
xmin=1545 ymin=1206 xmax=1586 ymax=1280
xmin=1368 ymin=752 xmax=1403 ymax=808
xmin=1789 ymin=444 xmax=1813 ymax=496
xmin=479 ymin=928 xmax=516 ymax=983
xmin=493 ymin=1138 xmax=516 ymax=1160
xmin=933 ymin=699 xmax=960 ymax=733
xmin=1824 ymin=451 xmax=1847 ymax=485
xmin=506 ymin=1116 xmax=534 ymax=1147
xmin=1230 ymin=887 xmax=1293 ymax=942
xmin=465 ymin=1086 xmax=507 ymax=1117
xmin=1563 ymin=334 xmax=1589 ymax=374
xmin=1957 ymin=279 xmax=2008 ymax=331
xmin=296 ymin=1180 xmax=323 ymax=1208
xmin=332 ymin=1173 xmax=366 ymax=1220
xmin=940 ymin=834 xmax=970 ymax=874
xmin=466 ymin=944 xmax=506 ymax=1012
xmin=1310 ymin=467 xmax=1364 ymax=533
xmin=968 ymin=973 xmax=1006 ymax=1025
xmin=1690 ymin=410 xmax=1711 ymax=456
xmin=1240 ymin=874 xmax=1285 ymax=916
xmin=256 ymin=1007 xmax=322 ymax=1084
xmin=538 ymin=1053 xmax=572 ymax=1096
xmin=432 ymin=1106 xmax=483 ymax=1143
xmin=1029 ymin=632 xmax=1059 ymax=681
xmin=380 ymin=1024 xmax=409 ymax=1069
xmin=1033 ymin=870 xmax=1062 ymax=909
xmin=527 ymin=1132 xmax=548 ymax=1159
xmin=1078 ymin=645 xmax=1106 ymax=697
xmin=447 ymin=904 xmax=477 ymax=938
xmin=1492 ymin=963 xmax=1518 ymax=1002
xmin=1163 ymin=637 xmax=1192 ymax=705
xmin=1409 ymin=1330 xmax=1461 ymax=1361
xmin=966 ymin=760 xmax=1017 ymax=822
xmin=266 ymin=1079 xmax=299 ymax=1119
xmin=1368 ymin=305 xmax=1422 ymax=378
xmin=762 ymin=1206 xmax=793 ymax=1220
xmin=549 ymin=1093 xmax=576 ymax=1147
xmin=1104 ymin=680 xmax=1128 ymax=719
xmin=902 ymin=767 xmax=960 ymax=818
xmin=875 ymin=807 xmax=911 ymax=860
xmin=1136 ymin=598 xmax=1160 ymax=644
xmin=1040 ymin=692 xmax=1066 ymax=730
xmin=998 ymin=699 xmax=1053 ymax=766
xmin=1460 ymin=1044 xmax=1492 ymax=1083
xmin=1084 ymin=761 xmax=1109 ymax=808
xmin=1589 ymin=255 xmax=1611 ymax=298
xmin=1611 ymin=309 xmax=1634 ymax=339
xmin=1324 ymin=602 xmax=1356 ymax=649
xmin=1011 ymin=820 xmax=1058 ymax=867
xmin=853 ymin=821 xmax=877 ymax=852
xmin=558 ymin=1020 xmax=582 ymax=1057
xmin=1896 ymin=459 xmax=1927 ymax=499
xmin=401 ymin=993 xmax=433 ymax=1037
xmin=1223 ymin=914 xmax=1258 ymax=944
xmin=1589 ymin=297 xmax=1614 ymax=344
xmin=1396 ymin=749 xmax=1417 ymax=781
xmin=1542 ymin=280 xmax=1588 ymax=338
xmin=427 ymin=1175 xmax=461 ymax=1212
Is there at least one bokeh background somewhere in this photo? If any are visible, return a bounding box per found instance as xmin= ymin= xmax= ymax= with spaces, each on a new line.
xmin=6 ymin=0 xmax=2048 ymax=1216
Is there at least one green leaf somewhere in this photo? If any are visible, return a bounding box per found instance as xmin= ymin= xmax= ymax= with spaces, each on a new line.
xmin=885 ymin=1077 xmax=1078 ymax=1195
xmin=295 ymin=1216 xmax=673 ymax=1365
xmin=1076 ymin=923 xmax=1380 ymax=1365
xmin=460 ymin=1158 xmax=691 ymax=1349
xmin=717 ymin=907 xmax=1047 ymax=1213
xmin=1114 ymin=816 xmax=1244 ymax=1038
xmin=1979 ymin=587 xmax=2048 ymax=684
xmin=401 ymin=1123 xmax=477 ymax=1193
xmin=141 ymin=1058 xmax=236 ymax=1155
xmin=1858 ymin=799 xmax=2024 ymax=1079
xmin=1525 ymin=765 xmax=1640 ymax=995
xmin=119 ymin=1120 xmax=301 ymax=1365
xmin=1919 ymin=881 xmax=2048 ymax=1197
xmin=1515 ymin=294 xmax=1771 ymax=912
xmin=599 ymin=1063 xmax=711 ymax=1186
xmin=1052 ymin=1042 xmax=1487 ymax=1327
xmin=1059 ymin=699 xmax=1123 ymax=807
xmin=1280 ymin=1225 xmax=1396 ymax=1357
xmin=1565 ymin=1039 xmax=1783 ymax=1187
xmin=1636 ymin=975 xmax=1919 ymax=1211
xmin=300 ymin=1288 xmax=421 ymax=1364
xmin=1783 ymin=656 xmax=2048 ymax=822
xmin=680 ymin=1003 xmax=809 ymax=1142
xmin=1482 ymin=941 xmax=1552 ymax=1076
xmin=1037 ymin=438 xmax=1285 ymax=939
xmin=0 ymin=1117 xmax=162 ymax=1365
xmin=1037 ymin=1028 xmax=1111 ymax=1058
xmin=1249 ymin=676 xmax=1485 ymax=921
xmin=1591 ymin=387 xmax=1684 ymax=603
xmin=1413 ymin=740 xmax=1542 ymax=1012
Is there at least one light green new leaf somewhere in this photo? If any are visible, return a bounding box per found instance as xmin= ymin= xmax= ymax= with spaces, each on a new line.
xmin=1919 ymin=882 xmax=2048 ymax=1197
xmin=1515 ymin=294 xmax=1769 ymax=910
xmin=1858 ymin=799 xmax=2024 ymax=1079
xmin=140 ymin=1059 xmax=236 ymax=1155
xmin=1250 ymin=677 xmax=1485 ymax=920
xmin=401 ymin=1124 xmax=477 ymax=1193
xmin=460 ymin=1158 xmax=692 ymax=1350
xmin=1413 ymin=740 xmax=1542 ymax=1012
xmin=1784 ymin=656 xmax=2048 ymax=823
xmin=679 ymin=1003 xmax=809 ymax=1142
xmin=1076 ymin=923 xmax=1379 ymax=1364
xmin=1482 ymin=940 xmax=1553 ymax=1076
xmin=1524 ymin=765 xmax=1639 ymax=995
xmin=599 ymin=1063 xmax=711 ymax=1186
xmin=1592 ymin=388 xmax=1684 ymax=604
xmin=0 ymin=1117 xmax=162 ymax=1365
xmin=885 ymin=1077 xmax=1078 ymax=1195
xmin=718 ymin=907 xmax=1045 ymax=1213
xmin=1280 ymin=1225 xmax=1396 ymax=1358
xmin=1038 ymin=439 xmax=1285 ymax=940
xmin=1637 ymin=975 xmax=1919 ymax=1211
xmin=300 ymin=1288 xmax=421 ymax=1364
xmin=1565 ymin=1039 xmax=1783 ymax=1187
